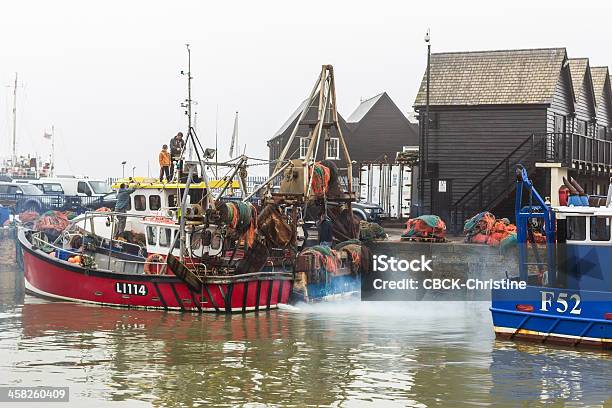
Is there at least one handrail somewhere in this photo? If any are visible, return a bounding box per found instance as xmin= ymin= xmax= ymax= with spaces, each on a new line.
xmin=32 ymin=235 xmax=165 ymax=266
xmin=32 ymin=235 xmax=80 ymax=255
xmin=452 ymin=134 xmax=541 ymax=209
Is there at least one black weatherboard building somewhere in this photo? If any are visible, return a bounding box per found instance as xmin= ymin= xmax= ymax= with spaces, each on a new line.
xmin=413 ymin=48 xmax=612 ymax=231
xmin=345 ymin=92 xmax=418 ymax=163
xmin=268 ymin=92 xmax=418 ymax=174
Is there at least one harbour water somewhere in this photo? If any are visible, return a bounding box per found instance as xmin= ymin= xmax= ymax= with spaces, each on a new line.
xmin=0 ymin=250 xmax=611 ymax=407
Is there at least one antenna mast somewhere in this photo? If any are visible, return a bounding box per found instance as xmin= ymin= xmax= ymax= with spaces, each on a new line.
xmin=11 ymin=73 xmax=18 ymax=164
xmin=185 ymin=44 xmax=193 ymax=135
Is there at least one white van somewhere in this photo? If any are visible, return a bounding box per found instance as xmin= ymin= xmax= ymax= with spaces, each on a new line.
xmin=39 ymin=177 xmax=111 ymax=197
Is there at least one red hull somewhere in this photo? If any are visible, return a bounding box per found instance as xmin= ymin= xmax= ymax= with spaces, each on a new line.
xmin=19 ymin=231 xmax=293 ymax=313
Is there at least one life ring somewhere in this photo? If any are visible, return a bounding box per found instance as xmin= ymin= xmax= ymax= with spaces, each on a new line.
xmin=144 ymin=254 xmax=165 ymax=275
xmin=143 ymin=216 xmax=174 ymax=224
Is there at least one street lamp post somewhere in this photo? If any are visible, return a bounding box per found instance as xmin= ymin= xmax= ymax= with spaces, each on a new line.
xmin=419 ymin=29 xmax=431 ymax=216
xmin=425 ymin=28 xmax=431 ymax=178
xmin=121 ymin=161 xmax=126 ymax=178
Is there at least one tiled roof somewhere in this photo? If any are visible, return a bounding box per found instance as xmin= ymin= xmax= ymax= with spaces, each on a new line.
xmin=414 ymin=48 xmax=567 ymax=107
xmin=347 ymin=93 xmax=385 ymax=123
xmin=271 ymin=98 xmax=309 ymax=139
xmin=568 ymin=58 xmax=589 ymax=98
xmin=591 ymin=66 xmax=609 ymax=99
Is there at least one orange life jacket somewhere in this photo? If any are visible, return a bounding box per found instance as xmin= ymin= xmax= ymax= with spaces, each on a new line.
xmin=159 ymin=150 xmax=171 ymax=166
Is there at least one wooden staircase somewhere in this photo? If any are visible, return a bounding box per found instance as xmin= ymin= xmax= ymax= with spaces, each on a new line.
xmin=449 ymin=134 xmax=547 ymax=233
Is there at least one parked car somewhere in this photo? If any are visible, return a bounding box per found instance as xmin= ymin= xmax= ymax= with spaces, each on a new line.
xmin=39 ymin=177 xmax=111 ymax=199
xmin=0 ymin=182 xmax=47 ymax=213
xmin=303 ymin=200 xmax=386 ymax=225
xmin=351 ymin=201 xmax=386 ymax=222
xmin=85 ymin=191 xmax=117 ymax=210
xmin=27 ymin=180 xmax=65 ymax=195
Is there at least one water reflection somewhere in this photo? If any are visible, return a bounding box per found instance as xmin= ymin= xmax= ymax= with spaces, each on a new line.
xmin=0 ymin=259 xmax=610 ymax=406
xmin=490 ymin=341 xmax=612 ymax=406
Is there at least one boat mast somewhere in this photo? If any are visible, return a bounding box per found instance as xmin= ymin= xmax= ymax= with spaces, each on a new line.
xmin=185 ymin=44 xmax=192 ymax=138
xmin=11 ymin=73 xmax=18 ymax=165
xmin=51 ymin=125 xmax=55 ymax=177
xmin=229 ymin=111 xmax=238 ymax=158
xmin=179 ymin=43 xmax=193 ymax=262
xmin=215 ymin=105 xmax=219 ymax=177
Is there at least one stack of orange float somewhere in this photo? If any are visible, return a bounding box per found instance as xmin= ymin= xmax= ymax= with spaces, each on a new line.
xmin=464 ymin=212 xmax=517 ymax=248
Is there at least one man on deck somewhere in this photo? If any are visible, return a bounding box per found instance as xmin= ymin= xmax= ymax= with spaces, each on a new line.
xmin=317 ymin=212 xmax=334 ymax=247
xmin=169 ymin=132 xmax=185 ymax=181
xmin=114 ymin=182 xmax=138 ymax=238
xmin=159 ymin=144 xmax=171 ymax=182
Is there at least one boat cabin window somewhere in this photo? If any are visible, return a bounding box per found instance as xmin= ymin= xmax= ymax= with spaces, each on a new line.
xmin=590 ymin=216 xmax=611 ymax=241
xmin=134 ymin=195 xmax=146 ymax=211
xmin=168 ymin=194 xmax=177 ymax=208
xmin=149 ymin=195 xmax=161 ymax=211
xmin=190 ymin=190 xmax=202 ymax=204
xmin=146 ymin=226 xmax=158 ymax=246
xmin=566 ymin=216 xmax=586 ymax=241
xmin=159 ymin=228 xmax=173 ymax=247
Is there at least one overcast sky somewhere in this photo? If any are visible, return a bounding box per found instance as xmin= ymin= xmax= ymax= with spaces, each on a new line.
xmin=2 ymin=0 xmax=611 ymax=178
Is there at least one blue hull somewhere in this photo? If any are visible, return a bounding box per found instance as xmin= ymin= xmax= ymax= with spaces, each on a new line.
xmin=293 ymin=274 xmax=360 ymax=303
xmin=491 ymin=285 xmax=612 ymax=349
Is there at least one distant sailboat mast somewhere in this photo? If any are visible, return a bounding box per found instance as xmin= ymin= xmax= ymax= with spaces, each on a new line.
xmin=229 ymin=111 xmax=239 ymax=158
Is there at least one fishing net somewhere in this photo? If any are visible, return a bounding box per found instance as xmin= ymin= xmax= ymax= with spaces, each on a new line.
xmin=299 ymin=245 xmax=341 ymax=276
xmin=221 ymin=201 xmax=258 ymax=248
xmin=464 ymin=212 xmax=517 ymax=247
xmin=334 ymin=241 xmax=369 ymax=274
xmin=359 ymin=221 xmax=386 ymax=241
xmin=258 ymin=204 xmax=294 ymax=248
xmin=402 ymin=215 xmax=446 ymax=240
xmin=309 ymin=162 xmax=330 ymax=197
xmin=320 ymin=160 xmax=342 ymax=197
xmin=18 ymin=210 xmax=40 ymax=224
xmin=34 ymin=211 xmax=70 ymax=236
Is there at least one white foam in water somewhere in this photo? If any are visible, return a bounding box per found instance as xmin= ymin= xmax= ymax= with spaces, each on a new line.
xmin=286 ymin=299 xmax=487 ymax=319
xmin=277 ymin=303 xmax=302 ymax=312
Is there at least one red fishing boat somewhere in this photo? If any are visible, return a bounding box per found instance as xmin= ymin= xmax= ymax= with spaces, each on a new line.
xmin=18 ymin=60 xmax=369 ymax=312
xmin=19 ymin=227 xmax=293 ymax=313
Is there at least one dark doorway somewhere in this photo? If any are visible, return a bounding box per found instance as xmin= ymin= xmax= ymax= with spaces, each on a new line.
xmin=431 ymin=179 xmax=452 ymax=224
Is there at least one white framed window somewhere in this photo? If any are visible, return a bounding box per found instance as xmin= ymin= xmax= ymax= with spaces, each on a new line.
xmin=326 ymin=137 xmax=339 ymax=160
xmin=299 ymin=137 xmax=310 ymax=159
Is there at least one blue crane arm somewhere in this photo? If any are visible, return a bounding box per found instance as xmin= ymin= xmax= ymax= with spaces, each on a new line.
xmin=514 ymin=165 xmax=557 ymax=285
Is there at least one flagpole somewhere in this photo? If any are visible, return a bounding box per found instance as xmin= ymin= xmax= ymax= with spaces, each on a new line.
xmin=51 ymin=125 xmax=55 ymax=177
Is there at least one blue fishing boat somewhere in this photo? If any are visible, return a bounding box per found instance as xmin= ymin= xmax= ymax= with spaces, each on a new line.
xmin=491 ymin=166 xmax=612 ymax=349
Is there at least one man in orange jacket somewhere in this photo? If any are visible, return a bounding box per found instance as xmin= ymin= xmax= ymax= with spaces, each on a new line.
xmin=159 ymin=144 xmax=171 ymax=182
